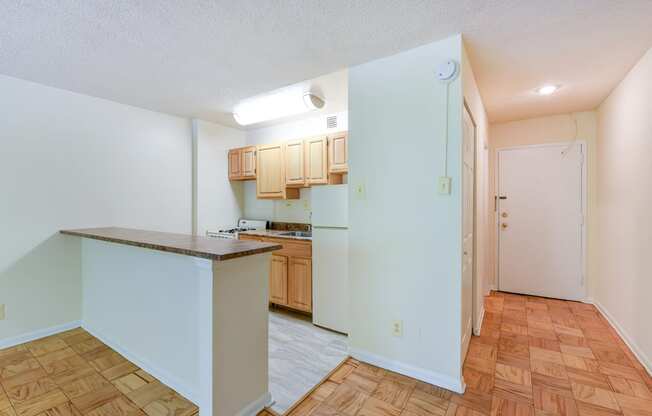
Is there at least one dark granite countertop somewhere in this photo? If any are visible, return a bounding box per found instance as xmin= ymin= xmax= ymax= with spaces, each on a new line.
xmin=60 ymin=227 xmax=282 ymax=261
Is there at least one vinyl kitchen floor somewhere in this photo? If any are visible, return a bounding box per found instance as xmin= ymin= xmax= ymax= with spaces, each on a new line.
xmin=268 ymin=309 xmax=349 ymax=414
xmin=263 ymin=292 xmax=652 ymax=416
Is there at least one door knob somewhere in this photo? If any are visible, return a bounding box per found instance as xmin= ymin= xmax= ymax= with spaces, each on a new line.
xmin=501 ymin=223 xmax=508 ymax=230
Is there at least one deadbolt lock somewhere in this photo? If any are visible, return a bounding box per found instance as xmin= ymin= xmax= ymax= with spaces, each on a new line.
xmin=501 ymin=212 xmax=508 ymax=218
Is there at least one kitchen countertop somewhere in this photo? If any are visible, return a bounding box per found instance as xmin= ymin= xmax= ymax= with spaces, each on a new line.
xmin=239 ymin=229 xmax=312 ymax=241
xmin=61 ymin=227 xmax=282 ymax=261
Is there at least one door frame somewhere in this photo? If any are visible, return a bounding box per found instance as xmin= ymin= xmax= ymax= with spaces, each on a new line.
xmin=494 ymin=141 xmax=588 ymax=300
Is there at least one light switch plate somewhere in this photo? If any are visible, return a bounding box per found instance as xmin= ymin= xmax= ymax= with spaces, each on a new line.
xmin=438 ymin=177 xmax=452 ymax=195
xmin=354 ymin=183 xmax=366 ymax=200
xmin=0 ymin=304 xmax=5 ymax=320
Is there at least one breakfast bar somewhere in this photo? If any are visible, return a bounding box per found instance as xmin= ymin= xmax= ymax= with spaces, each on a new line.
xmin=60 ymin=227 xmax=281 ymax=416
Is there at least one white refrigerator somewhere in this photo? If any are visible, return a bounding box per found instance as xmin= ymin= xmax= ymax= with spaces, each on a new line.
xmin=311 ymin=184 xmax=349 ymax=334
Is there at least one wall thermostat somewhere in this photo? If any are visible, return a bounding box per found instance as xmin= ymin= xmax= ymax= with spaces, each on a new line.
xmin=436 ymin=60 xmax=459 ymax=82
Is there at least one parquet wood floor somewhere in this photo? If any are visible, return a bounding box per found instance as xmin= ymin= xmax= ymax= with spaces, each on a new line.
xmin=264 ymin=292 xmax=652 ymax=416
xmin=3 ymin=292 xmax=650 ymax=416
xmin=0 ymin=328 xmax=197 ymax=416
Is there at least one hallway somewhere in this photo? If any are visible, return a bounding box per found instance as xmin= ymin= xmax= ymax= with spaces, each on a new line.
xmin=273 ymin=292 xmax=652 ymax=415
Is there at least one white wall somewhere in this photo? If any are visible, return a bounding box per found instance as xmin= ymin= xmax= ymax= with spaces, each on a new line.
xmin=243 ymin=182 xmax=313 ymax=223
xmin=0 ymin=75 xmax=192 ymax=343
xmin=194 ymin=120 xmax=246 ymax=234
xmin=82 ymin=239 xmax=208 ymax=404
xmin=461 ymin=43 xmax=491 ymax=340
xmin=246 ymin=111 xmax=348 ymax=146
xmin=488 ymin=112 xmax=598 ymax=293
xmin=243 ymin=111 xmax=348 ymax=223
xmin=595 ymin=48 xmax=652 ymax=373
xmin=348 ymin=35 xmax=465 ymax=391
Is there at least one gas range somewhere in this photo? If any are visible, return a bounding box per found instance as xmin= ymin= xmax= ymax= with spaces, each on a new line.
xmin=206 ymin=219 xmax=268 ymax=240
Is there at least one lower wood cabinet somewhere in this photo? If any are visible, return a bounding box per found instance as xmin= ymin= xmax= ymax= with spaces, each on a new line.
xmin=270 ymin=255 xmax=288 ymax=305
xmin=288 ymin=257 xmax=312 ymax=312
xmin=239 ymin=234 xmax=312 ymax=313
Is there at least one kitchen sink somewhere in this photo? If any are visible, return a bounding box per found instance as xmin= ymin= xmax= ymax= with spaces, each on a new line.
xmin=279 ymin=231 xmax=312 ymax=238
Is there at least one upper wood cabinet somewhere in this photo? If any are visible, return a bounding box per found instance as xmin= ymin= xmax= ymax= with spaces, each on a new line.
xmin=256 ymin=143 xmax=299 ymax=199
xmin=241 ymin=146 xmax=256 ymax=178
xmin=284 ymin=140 xmax=306 ymax=187
xmin=305 ymin=136 xmax=328 ymax=185
xmin=228 ymin=146 xmax=256 ymax=180
xmin=256 ymin=143 xmax=285 ymax=198
xmin=328 ymin=132 xmax=348 ymax=174
xmin=227 ymin=131 xmax=347 ymax=195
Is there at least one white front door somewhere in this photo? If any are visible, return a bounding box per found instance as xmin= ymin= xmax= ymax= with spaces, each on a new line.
xmin=497 ymin=143 xmax=585 ymax=301
xmin=462 ymin=106 xmax=475 ymax=354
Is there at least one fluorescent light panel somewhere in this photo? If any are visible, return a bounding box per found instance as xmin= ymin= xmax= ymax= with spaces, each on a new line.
xmin=233 ymin=86 xmax=324 ymax=126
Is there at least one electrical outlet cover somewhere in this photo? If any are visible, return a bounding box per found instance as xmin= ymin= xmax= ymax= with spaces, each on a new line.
xmin=392 ymin=320 xmax=403 ymax=337
xmin=438 ymin=177 xmax=452 ymax=195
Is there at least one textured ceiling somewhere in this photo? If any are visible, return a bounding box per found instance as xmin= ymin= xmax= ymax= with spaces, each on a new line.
xmin=1 ymin=0 xmax=651 ymax=126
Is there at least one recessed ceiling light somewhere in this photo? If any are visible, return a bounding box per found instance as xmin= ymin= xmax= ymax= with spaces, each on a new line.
xmin=536 ymin=85 xmax=560 ymax=96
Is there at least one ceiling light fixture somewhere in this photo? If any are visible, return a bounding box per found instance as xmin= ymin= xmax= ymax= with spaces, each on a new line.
xmin=536 ymin=84 xmax=560 ymax=96
xmin=233 ymin=88 xmax=325 ymax=126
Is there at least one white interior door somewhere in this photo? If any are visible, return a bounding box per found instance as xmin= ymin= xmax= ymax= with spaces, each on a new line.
xmin=497 ymin=143 xmax=585 ymax=301
xmin=461 ymin=107 xmax=475 ymax=355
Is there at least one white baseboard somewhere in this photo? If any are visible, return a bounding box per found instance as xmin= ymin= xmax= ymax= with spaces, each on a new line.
xmin=82 ymin=323 xmax=199 ymax=406
xmin=0 ymin=320 xmax=81 ymax=350
xmin=237 ymin=392 xmax=272 ymax=416
xmin=589 ymin=299 xmax=652 ymax=376
xmin=350 ymin=348 xmax=465 ymax=393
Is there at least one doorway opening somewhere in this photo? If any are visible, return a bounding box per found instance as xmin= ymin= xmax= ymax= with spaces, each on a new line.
xmin=268 ymin=307 xmax=347 ymax=414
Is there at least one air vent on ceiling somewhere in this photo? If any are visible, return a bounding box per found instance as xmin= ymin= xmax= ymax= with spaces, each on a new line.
xmin=326 ymin=115 xmax=338 ymax=129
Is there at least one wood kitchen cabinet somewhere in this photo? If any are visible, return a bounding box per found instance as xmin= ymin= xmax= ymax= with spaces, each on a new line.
xmin=241 ymin=146 xmax=256 ymax=178
xmin=288 ymin=257 xmax=312 ymax=312
xmin=228 ymin=146 xmax=256 ymax=180
xmin=284 ymin=136 xmax=328 ymax=187
xmin=305 ymin=136 xmax=328 ymax=185
xmin=257 ymin=143 xmax=299 ymax=199
xmin=227 ymin=130 xmax=347 ymax=194
xmin=239 ymin=234 xmax=312 ymax=313
xmin=228 ymin=149 xmax=241 ymax=180
xmin=284 ymin=140 xmax=306 ymax=187
xmin=270 ymin=255 xmax=288 ymax=305
xmin=328 ymin=132 xmax=348 ymax=174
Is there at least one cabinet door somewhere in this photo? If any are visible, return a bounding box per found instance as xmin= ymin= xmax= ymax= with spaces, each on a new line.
xmin=328 ymin=132 xmax=348 ymax=174
xmin=284 ymin=140 xmax=306 ymax=186
xmin=241 ymin=146 xmax=257 ymax=179
xmin=305 ymin=136 xmax=328 ymax=185
xmin=256 ymin=143 xmax=285 ymax=198
xmin=228 ymin=149 xmax=242 ymax=180
xmin=288 ymin=257 xmax=312 ymax=312
xmin=270 ymin=255 xmax=288 ymax=305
